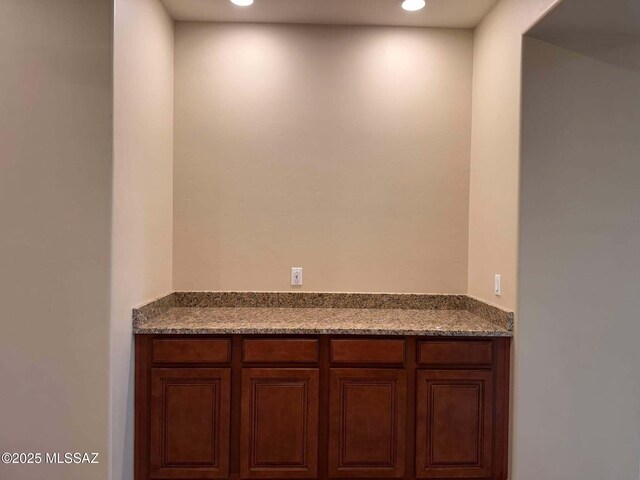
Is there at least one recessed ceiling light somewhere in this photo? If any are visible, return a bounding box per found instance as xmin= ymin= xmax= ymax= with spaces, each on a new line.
xmin=230 ymin=0 xmax=253 ymax=6
xmin=402 ymin=0 xmax=425 ymax=11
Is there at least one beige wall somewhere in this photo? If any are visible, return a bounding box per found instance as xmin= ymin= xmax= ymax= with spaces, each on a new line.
xmin=0 ymin=1 xmax=113 ymax=479
xmin=518 ymin=34 xmax=640 ymax=479
xmin=468 ymin=0 xmax=559 ymax=309
xmin=473 ymin=0 xmax=640 ymax=478
xmin=467 ymin=1 xmax=557 ymax=476
xmin=173 ymin=23 xmax=473 ymax=293
xmin=111 ymin=0 xmax=174 ymax=479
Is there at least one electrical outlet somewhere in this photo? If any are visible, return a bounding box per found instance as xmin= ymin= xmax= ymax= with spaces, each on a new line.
xmin=291 ymin=267 xmax=303 ymax=286
xmin=494 ymin=274 xmax=501 ymax=296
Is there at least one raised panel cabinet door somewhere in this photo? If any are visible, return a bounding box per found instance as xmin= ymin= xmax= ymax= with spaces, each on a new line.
xmin=416 ymin=370 xmax=493 ymax=478
xmin=328 ymin=368 xmax=407 ymax=478
xmin=150 ymin=368 xmax=231 ymax=479
xmin=240 ymin=368 xmax=319 ymax=479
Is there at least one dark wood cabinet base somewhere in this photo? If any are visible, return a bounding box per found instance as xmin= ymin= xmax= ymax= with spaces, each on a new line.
xmin=136 ymin=335 xmax=510 ymax=480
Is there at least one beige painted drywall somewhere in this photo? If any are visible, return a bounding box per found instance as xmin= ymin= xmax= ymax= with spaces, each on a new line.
xmin=0 ymin=1 xmax=112 ymax=479
xmin=467 ymin=0 xmax=559 ymax=309
xmin=517 ymin=34 xmax=640 ymax=479
xmin=111 ymin=0 xmax=174 ymax=479
xmin=173 ymin=23 xmax=473 ymax=293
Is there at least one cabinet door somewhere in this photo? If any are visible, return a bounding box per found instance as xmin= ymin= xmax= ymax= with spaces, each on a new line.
xmin=240 ymin=368 xmax=319 ymax=478
xmin=150 ymin=368 xmax=230 ymax=479
xmin=328 ymin=368 xmax=406 ymax=478
xmin=416 ymin=370 xmax=493 ymax=478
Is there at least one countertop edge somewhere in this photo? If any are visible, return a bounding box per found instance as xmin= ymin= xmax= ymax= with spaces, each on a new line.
xmin=132 ymin=327 xmax=512 ymax=337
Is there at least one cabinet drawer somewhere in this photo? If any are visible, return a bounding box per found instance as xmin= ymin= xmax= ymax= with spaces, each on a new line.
xmin=153 ymin=339 xmax=231 ymax=364
xmin=418 ymin=340 xmax=492 ymax=366
xmin=330 ymin=339 xmax=405 ymax=364
xmin=242 ymin=339 xmax=319 ymax=363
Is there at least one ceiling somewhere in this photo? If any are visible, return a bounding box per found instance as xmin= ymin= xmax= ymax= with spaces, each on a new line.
xmin=529 ymin=0 xmax=640 ymax=40
xmin=160 ymin=0 xmax=498 ymax=28
xmin=528 ymin=0 xmax=640 ymax=72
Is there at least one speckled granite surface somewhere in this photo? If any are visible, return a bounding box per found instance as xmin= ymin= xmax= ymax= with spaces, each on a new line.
xmin=174 ymin=291 xmax=468 ymax=310
xmin=133 ymin=307 xmax=510 ymax=336
xmin=133 ymin=292 xmax=513 ymax=337
xmin=133 ymin=292 xmax=176 ymax=323
xmin=465 ymin=295 xmax=514 ymax=331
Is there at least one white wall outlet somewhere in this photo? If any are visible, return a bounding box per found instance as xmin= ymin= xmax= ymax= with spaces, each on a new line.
xmin=291 ymin=267 xmax=303 ymax=286
xmin=494 ymin=274 xmax=502 ymax=296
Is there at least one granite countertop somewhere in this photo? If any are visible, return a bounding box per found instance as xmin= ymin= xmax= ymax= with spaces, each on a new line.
xmin=133 ymin=306 xmax=510 ymax=336
xmin=133 ymin=292 xmax=513 ymax=337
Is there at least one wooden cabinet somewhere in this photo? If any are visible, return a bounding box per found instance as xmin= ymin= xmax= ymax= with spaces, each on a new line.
xmin=328 ymin=368 xmax=406 ymax=478
xmin=330 ymin=339 xmax=406 ymax=364
xmin=136 ymin=335 xmax=510 ymax=480
xmin=150 ymin=368 xmax=231 ymax=478
xmin=240 ymin=368 xmax=319 ymax=478
xmin=415 ymin=370 xmax=493 ymax=478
